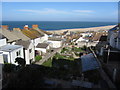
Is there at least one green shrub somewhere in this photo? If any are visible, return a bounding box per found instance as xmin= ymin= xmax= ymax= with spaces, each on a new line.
xmin=42 ymin=58 xmax=52 ymax=67
xmin=35 ymin=55 xmax=42 ymax=62
xmin=3 ymin=63 xmax=16 ymax=73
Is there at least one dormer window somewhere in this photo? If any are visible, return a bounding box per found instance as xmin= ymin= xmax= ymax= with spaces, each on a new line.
xmin=29 ymin=49 xmax=32 ymax=53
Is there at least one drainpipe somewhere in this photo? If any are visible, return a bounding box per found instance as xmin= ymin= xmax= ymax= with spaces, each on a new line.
xmin=113 ymin=68 xmax=117 ymax=82
xmin=107 ymin=48 xmax=110 ymax=64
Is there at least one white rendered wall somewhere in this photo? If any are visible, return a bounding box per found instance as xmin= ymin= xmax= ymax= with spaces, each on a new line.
xmin=25 ymin=43 xmax=35 ymax=64
xmin=35 ymin=48 xmax=47 ymax=53
xmin=47 ymin=40 xmax=62 ymax=48
xmin=10 ymin=47 xmax=24 ymax=65
xmin=0 ymin=38 xmax=7 ymax=47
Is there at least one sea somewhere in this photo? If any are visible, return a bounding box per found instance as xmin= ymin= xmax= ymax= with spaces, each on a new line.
xmin=2 ymin=21 xmax=117 ymax=31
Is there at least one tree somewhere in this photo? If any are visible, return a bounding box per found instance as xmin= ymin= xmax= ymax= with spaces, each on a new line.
xmin=15 ymin=57 xmax=26 ymax=67
xmin=3 ymin=63 xmax=16 ymax=73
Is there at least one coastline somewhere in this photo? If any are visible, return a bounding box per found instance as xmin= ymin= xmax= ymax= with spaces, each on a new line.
xmin=47 ymin=25 xmax=116 ymax=34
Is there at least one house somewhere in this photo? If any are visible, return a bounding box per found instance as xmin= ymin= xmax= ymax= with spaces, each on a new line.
xmin=76 ymin=37 xmax=88 ymax=43
xmin=97 ymin=25 xmax=120 ymax=88
xmin=47 ymin=38 xmax=63 ymax=48
xmin=35 ymin=43 xmax=50 ymax=55
xmin=0 ymin=27 xmax=21 ymax=43
xmin=12 ymin=28 xmax=30 ymax=41
xmin=0 ymin=45 xmax=24 ymax=65
xmin=0 ymin=52 xmax=4 ymax=64
xmin=80 ymin=32 xmax=93 ymax=38
xmin=0 ymin=58 xmax=2 ymax=90
xmin=0 ymin=34 xmax=7 ymax=47
xmin=15 ymin=40 xmax=35 ymax=64
xmin=108 ymin=25 xmax=120 ymax=50
xmin=21 ymin=25 xmax=48 ymax=47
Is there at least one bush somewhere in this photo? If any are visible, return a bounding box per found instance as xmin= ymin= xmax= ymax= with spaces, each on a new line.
xmin=35 ymin=55 xmax=42 ymax=62
xmin=42 ymin=58 xmax=53 ymax=67
xmin=61 ymin=48 xmax=69 ymax=53
xmin=3 ymin=63 xmax=16 ymax=73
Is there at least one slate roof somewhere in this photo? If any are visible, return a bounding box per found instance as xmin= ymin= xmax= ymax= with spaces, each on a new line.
xmin=109 ymin=25 xmax=118 ymax=31
xmin=21 ymin=29 xmax=44 ymax=39
xmin=0 ymin=45 xmax=22 ymax=52
xmin=36 ymin=43 xmax=49 ymax=48
xmin=0 ymin=29 xmax=21 ymax=42
xmin=92 ymin=33 xmax=102 ymax=41
xmin=15 ymin=40 xmax=31 ymax=50
xmin=0 ymin=33 xmax=6 ymax=39
xmin=12 ymin=29 xmax=30 ymax=41
xmin=48 ymin=37 xmax=62 ymax=41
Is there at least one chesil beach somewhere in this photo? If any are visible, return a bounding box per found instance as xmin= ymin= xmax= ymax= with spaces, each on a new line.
xmin=2 ymin=21 xmax=117 ymax=33
xmin=49 ymin=25 xmax=116 ymax=34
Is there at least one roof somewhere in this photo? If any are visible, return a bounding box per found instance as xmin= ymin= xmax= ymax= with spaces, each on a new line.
xmin=21 ymin=29 xmax=44 ymax=39
xmin=0 ymin=33 xmax=6 ymax=39
xmin=109 ymin=25 xmax=118 ymax=32
xmin=99 ymin=36 xmax=107 ymax=41
xmin=0 ymin=45 xmax=23 ymax=52
xmin=0 ymin=29 xmax=21 ymax=42
xmin=15 ymin=40 xmax=31 ymax=50
xmin=48 ymin=37 xmax=62 ymax=41
xmin=12 ymin=29 xmax=30 ymax=41
xmin=81 ymin=53 xmax=100 ymax=72
xmin=36 ymin=43 xmax=49 ymax=48
xmin=92 ymin=33 xmax=102 ymax=41
xmin=36 ymin=28 xmax=52 ymax=35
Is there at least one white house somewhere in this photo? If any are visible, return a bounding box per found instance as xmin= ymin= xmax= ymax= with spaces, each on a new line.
xmin=0 ymin=45 xmax=24 ymax=65
xmin=30 ymin=34 xmax=48 ymax=47
xmin=35 ymin=43 xmax=50 ymax=55
xmin=15 ymin=40 xmax=35 ymax=64
xmin=0 ymin=56 xmax=2 ymax=90
xmin=80 ymin=32 xmax=93 ymax=37
xmin=0 ymin=35 xmax=7 ymax=47
xmin=47 ymin=38 xmax=63 ymax=48
xmin=108 ymin=25 xmax=120 ymax=50
xmin=76 ymin=37 xmax=89 ymax=43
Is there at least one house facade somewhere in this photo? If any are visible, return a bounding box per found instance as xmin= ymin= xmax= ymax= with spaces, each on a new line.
xmin=35 ymin=43 xmax=50 ymax=55
xmin=47 ymin=38 xmax=63 ymax=48
xmin=0 ymin=45 xmax=24 ymax=65
xmin=97 ymin=25 xmax=120 ymax=88
xmin=0 ymin=37 xmax=7 ymax=47
xmin=15 ymin=40 xmax=35 ymax=64
xmin=108 ymin=26 xmax=120 ymax=50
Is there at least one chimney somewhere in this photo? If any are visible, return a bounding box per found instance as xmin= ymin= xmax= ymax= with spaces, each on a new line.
xmin=13 ymin=28 xmax=21 ymax=31
xmin=1 ymin=25 xmax=9 ymax=30
xmin=32 ymin=25 xmax=38 ymax=29
xmin=24 ymin=25 xmax=29 ymax=30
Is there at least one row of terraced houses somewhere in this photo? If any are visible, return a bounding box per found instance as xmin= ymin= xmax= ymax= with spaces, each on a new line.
xmin=0 ymin=25 xmax=63 ymax=65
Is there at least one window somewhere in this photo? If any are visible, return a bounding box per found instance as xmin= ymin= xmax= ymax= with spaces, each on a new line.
xmin=29 ymin=49 xmax=32 ymax=53
xmin=16 ymin=50 xmax=21 ymax=56
xmin=30 ymin=59 xmax=33 ymax=64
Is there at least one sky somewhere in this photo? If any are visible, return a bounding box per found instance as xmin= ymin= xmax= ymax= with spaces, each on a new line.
xmin=2 ymin=2 xmax=118 ymax=22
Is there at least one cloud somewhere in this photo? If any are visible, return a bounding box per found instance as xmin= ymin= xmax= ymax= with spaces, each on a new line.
xmin=17 ymin=8 xmax=94 ymax=16
xmin=17 ymin=8 xmax=69 ymax=15
xmin=73 ymin=10 xmax=94 ymax=13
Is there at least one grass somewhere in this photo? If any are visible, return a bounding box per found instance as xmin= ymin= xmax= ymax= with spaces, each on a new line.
xmin=42 ymin=58 xmax=53 ymax=67
xmin=35 ymin=55 xmax=42 ymax=62
xmin=54 ymin=53 xmax=74 ymax=61
xmin=72 ymin=47 xmax=84 ymax=52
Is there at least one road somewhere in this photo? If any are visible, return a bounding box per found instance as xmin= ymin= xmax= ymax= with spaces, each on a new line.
xmin=35 ymin=45 xmax=67 ymax=65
